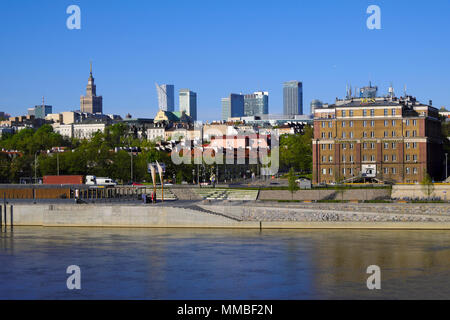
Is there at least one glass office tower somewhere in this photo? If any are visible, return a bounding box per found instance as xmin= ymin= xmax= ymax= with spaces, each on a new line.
xmin=283 ymin=81 xmax=303 ymax=116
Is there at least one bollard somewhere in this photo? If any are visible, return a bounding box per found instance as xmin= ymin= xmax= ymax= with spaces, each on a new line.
xmin=10 ymin=205 xmax=13 ymax=229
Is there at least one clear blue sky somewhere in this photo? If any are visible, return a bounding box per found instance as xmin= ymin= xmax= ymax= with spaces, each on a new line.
xmin=0 ymin=0 xmax=449 ymax=121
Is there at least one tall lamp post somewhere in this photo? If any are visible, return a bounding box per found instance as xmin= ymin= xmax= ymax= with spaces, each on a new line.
xmin=34 ymin=151 xmax=39 ymax=184
xmin=446 ymin=153 xmax=448 ymax=180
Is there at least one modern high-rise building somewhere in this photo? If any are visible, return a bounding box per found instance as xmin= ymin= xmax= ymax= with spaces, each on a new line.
xmin=28 ymin=97 xmax=52 ymax=119
xmin=283 ymin=81 xmax=303 ymax=116
xmin=155 ymin=83 xmax=175 ymax=112
xmin=33 ymin=104 xmax=52 ymax=119
xmin=221 ymin=94 xmax=244 ymax=120
xmin=244 ymin=91 xmax=269 ymax=116
xmin=80 ymin=63 xmax=103 ymax=114
xmin=179 ymin=89 xmax=197 ymax=121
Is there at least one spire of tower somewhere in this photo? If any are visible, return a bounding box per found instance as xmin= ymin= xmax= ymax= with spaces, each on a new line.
xmin=42 ymin=96 xmax=45 ymax=106
xmin=90 ymin=61 xmax=93 ymax=77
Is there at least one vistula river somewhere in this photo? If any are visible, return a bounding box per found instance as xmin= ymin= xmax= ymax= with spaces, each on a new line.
xmin=1 ymin=226 xmax=450 ymax=299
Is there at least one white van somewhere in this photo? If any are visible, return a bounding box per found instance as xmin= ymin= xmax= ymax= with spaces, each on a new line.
xmin=85 ymin=175 xmax=117 ymax=186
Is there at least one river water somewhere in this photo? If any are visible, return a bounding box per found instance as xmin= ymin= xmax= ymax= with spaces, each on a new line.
xmin=1 ymin=227 xmax=449 ymax=299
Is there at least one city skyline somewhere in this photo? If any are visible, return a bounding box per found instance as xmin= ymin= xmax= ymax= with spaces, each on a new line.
xmin=1 ymin=1 xmax=450 ymax=121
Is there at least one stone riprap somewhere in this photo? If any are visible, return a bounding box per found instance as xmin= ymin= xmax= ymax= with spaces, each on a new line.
xmin=200 ymin=202 xmax=450 ymax=223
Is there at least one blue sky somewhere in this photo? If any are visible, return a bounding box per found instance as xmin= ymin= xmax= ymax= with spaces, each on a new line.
xmin=0 ymin=0 xmax=449 ymax=121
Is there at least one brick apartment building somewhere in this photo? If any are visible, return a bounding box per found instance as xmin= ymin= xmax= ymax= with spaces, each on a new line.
xmin=312 ymin=92 xmax=444 ymax=184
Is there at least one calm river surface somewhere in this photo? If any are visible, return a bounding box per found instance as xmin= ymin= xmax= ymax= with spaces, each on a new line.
xmin=1 ymin=227 xmax=450 ymax=299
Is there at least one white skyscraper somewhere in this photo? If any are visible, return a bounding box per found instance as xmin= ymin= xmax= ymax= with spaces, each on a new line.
xmin=179 ymin=89 xmax=197 ymax=121
xmin=155 ymin=83 xmax=175 ymax=112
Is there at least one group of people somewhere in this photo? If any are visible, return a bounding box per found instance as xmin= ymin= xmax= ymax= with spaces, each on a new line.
xmin=142 ymin=191 xmax=157 ymax=204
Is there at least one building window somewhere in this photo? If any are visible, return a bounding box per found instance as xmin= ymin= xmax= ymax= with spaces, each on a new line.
xmin=392 ymin=120 xmax=396 ymax=126
xmin=371 ymin=142 xmax=375 ymax=149
xmin=322 ymin=122 xmax=326 ymax=128
xmin=392 ymin=155 xmax=397 ymax=162
xmin=406 ymin=142 xmax=410 ymax=149
xmin=406 ymin=131 xmax=410 ymax=137
xmin=392 ymin=109 xmax=396 ymax=116
xmin=371 ymin=155 xmax=375 ymax=162
xmin=321 ymin=132 xmax=325 ymax=138
xmin=412 ymin=131 xmax=416 ymax=137
xmin=349 ymin=110 xmax=354 ymax=117
xmin=363 ymin=155 xmax=367 ymax=161
xmin=349 ymin=168 xmax=354 ymax=175
xmin=413 ymin=155 xmax=418 ymax=161
xmin=321 ymin=144 xmax=326 ymax=150
xmin=329 ymin=168 xmax=333 ymax=175
xmin=363 ymin=143 xmax=367 ymax=149
xmin=384 ymin=143 xmax=389 ymax=149
xmin=406 ymin=167 xmax=411 ymax=174
xmin=371 ymin=131 xmax=375 ymax=138
xmin=342 ymin=168 xmax=346 ymax=174
xmin=363 ymin=110 xmax=367 ymax=117
xmin=384 ymin=131 xmax=388 ymax=137
xmin=406 ymin=119 xmax=410 ymax=126
xmin=350 ymin=132 xmax=354 ymax=138
xmin=342 ymin=132 xmax=346 ymax=138
xmin=322 ymin=156 xmax=326 ymax=163
xmin=350 ymin=121 xmax=354 ymax=127
xmin=384 ymin=155 xmax=389 ymax=161
xmin=329 ymin=144 xmax=333 ymax=150
xmin=413 ymin=167 xmax=418 ymax=174
xmin=371 ymin=120 xmax=375 ymax=127
xmin=384 ymin=167 xmax=389 ymax=174
xmin=350 ymin=155 xmax=354 ymax=162
xmin=342 ymin=121 xmax=346 ymax=127
xmin=392 ymin=168 xmax=397 ymax=174
xmin=342 ymin=155 xmax=346 ymax=162
xmin=363 ymin=120 xmax=367 ymax=127
xmin=349 ymin=143 xmax=354 ymax=149
xmin=342 ymin=143 xmax=347 ymax=150
xmin=363 ymin=131 xmax=368 ymax=138
xmin=392 ymin=142 xmax=396 ymax=149
xmin=392 ymin=131 xmax=396 ymax=137
xmin=329 ymin=122 xmax=332 ymax=128
xmin=329 ymin=132 xmax=332 ymax=138
xmin=329 ymin=156 xmax=333 ymax=162
xmin=322 ymin=169 xmax=327 ymax=175
xmin=342 ymin=110 xmax=346 ymax=117
xmin=370 ymin=109 xmax=375 ymax=116
xmin=384 ymin=120 xmax=388 ymax=127
xmin=413 ymin=120 xmax=417 ymax=126
xmin=413 ymin=142 xmax=417 ymax=148
xmin=384 ymin=109 xmax=388 ymax=116
xmin=406 ymin=154 xmax=410 ymax=161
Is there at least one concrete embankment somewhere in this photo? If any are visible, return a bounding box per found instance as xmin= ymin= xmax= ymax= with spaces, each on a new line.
xmin=4 ymin=202 xmax=450 ymax=230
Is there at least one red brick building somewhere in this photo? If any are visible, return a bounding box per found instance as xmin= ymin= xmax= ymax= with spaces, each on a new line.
xmin=312 ymin=95 xmax=444 ymax=184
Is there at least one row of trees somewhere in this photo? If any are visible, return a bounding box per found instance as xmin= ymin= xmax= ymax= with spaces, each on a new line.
xmin=0 ymin=123 xmax=314 ymax=183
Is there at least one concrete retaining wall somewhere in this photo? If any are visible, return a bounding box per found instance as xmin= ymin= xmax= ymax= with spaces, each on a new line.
xmin=392 ymin=184 xmax=450 ymax=199
xmin=258 ymin=189 xmax=391 ymax=201
xmin=8 ymin=204 xmax=258 ymax=228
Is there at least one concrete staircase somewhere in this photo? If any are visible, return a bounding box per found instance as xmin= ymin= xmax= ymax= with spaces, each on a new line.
xmin=194 ymin=188 xmax=258 ymax=201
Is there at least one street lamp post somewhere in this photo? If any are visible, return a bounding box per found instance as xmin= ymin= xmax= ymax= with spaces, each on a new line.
xmin=34 ymin=151 xmax=39 ymax=184
xmin=445 ymin=153 xmax=448 ymax=180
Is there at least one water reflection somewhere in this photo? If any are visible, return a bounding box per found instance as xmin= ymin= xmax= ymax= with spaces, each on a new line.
xmin=0 ymin=227 xmax=449 ymax=299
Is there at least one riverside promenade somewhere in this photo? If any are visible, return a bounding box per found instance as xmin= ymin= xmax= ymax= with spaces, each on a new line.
xmin=2 ymin=200 xmax=450 ymax=230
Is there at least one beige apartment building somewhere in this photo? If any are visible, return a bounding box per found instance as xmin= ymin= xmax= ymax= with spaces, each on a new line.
xmin=313 ymin=95 xmax=444 ymax=184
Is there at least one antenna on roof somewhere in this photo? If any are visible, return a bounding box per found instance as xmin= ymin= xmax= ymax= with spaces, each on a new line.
xmin=388 ymin=82 xmax=394 ymax=98
xmin=404 ymin=85 xmax=407 ymax=97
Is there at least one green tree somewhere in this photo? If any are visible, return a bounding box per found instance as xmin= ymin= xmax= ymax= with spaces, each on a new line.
xmin=287 ymin=167 xmax=299 ymax=200
xmin=421 ymin=172 xmax=435 ymax=199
